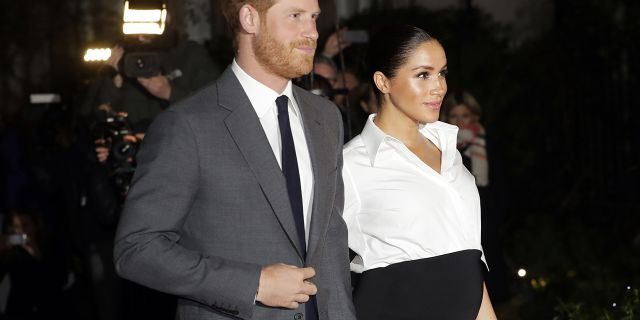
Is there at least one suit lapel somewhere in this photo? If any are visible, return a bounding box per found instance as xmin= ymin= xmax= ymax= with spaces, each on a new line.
xmin=218 ymin=68 xmax=305 ymax=259
xmin=293 ymin=87 xmax=333 ymax=262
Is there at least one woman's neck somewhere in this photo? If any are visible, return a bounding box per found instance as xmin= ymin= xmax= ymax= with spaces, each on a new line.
xmin=374 ymin=107 xmax=424 ymax=148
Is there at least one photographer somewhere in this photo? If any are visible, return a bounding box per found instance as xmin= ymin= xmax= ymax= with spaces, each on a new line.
xmin=81 ymin=9 xmax=220 ymax=126
xmin=77 ymin=5 xmax=219 ymax=319
xmin=82 ymin=19 xmax=220 ymax=195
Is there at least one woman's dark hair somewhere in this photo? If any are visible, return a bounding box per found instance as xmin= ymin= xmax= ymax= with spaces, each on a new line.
xmin=367 ymin=24 xmax=434 ymax=101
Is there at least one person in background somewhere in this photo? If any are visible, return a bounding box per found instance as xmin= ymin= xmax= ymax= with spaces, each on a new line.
xmin=77 ymin=6 xmax=220 ymax=320
xmin=312 ymin=27 xmax=351 ymax=87
xmin=0 ymin=210 xmax=67 ymax=320
xmin=345 ymin=82 xmax=376 ymax=136
xmin=332 ymin=69 xmax=360 ymax=109
xmin=80 ymin=11 xmax=220 ymax=134
xmin=113 ymin=0 xmax=356 ymax=319
xmin=442 ymin=91 xmax=489 ymax=186
xmin=319 ymin=27 xmax=352 ymax=62
xmin=294 ymin=73 xmax=335 ymax=100
xmin=313 ymin=55 xmax=339 ymax=88
xmin=342 ymin=24 xmax=497 ymax=319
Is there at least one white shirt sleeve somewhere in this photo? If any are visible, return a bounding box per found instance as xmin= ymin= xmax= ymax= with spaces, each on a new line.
xmin=342 ymin=162 xmax=367 ymax=273
xmin=342 ymin=163 xmax=360 ymax=225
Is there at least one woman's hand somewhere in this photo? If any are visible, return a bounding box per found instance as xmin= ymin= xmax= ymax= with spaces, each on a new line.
xmin=476 ymin=282 xmax=498 ymax=319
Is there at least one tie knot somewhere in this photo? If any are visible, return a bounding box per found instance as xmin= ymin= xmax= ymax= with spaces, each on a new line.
xmin=276 ymin=95 xmax=289 ymax=114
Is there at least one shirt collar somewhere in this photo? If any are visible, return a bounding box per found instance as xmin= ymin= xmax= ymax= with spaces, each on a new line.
xmin=359 ymin=114 xmax=387 ymax=166
xmin=231 ymin=59 xmax=296 ymax=118
xmin=360 ymin=114 xmax=460 ymax=169
xmin=419 ymin=120 xmax=460 ymax=173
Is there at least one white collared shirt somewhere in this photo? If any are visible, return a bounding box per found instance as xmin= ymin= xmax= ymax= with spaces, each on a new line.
xmin=343 ymin=114 xmax=486 ymax=273
xmin=232 ymin=60 xmax=314 ymax=243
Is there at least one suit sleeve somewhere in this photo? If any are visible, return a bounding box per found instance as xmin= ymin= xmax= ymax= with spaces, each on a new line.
xmin=113 ymin=108 xmax=261 ymax=319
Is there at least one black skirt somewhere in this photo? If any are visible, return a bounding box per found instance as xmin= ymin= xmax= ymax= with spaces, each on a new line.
xmin=352 ymin=249 xmax=484 ymax=320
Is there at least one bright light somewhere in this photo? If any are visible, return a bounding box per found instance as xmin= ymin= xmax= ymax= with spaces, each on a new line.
xmin=122 ymin=1 xmax=167 ymax=35
xmin=124 ymin=4 xmax=163 ymax=22
xmin=517 ymin=268 xmax=527 ymax=278
xmin=84 ymin=48 xmax=111 ymax=62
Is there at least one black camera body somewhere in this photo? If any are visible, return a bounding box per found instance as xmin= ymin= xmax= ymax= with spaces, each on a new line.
xmin=123 ymin=51 xmax=167 ymax=78
xmin=119 ymin=33 xmax=174 ymax=78
xmin=101 ymin=112 xmax=138 ymax=165
xmin=94 ymin=111 xmax=138 ymax=198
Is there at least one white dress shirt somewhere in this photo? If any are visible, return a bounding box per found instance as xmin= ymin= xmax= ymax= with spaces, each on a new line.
xmin=232 ymin=60 xmax=314 ymax=243
xmin=343 ymin=114 xmax=486 ymax=273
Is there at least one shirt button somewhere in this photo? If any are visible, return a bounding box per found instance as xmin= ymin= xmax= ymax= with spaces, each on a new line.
xmin=294 ymin=313 xmax=303 ymax=320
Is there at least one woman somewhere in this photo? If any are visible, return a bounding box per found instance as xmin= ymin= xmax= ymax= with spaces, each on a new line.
xmin=342 ymin=24 xmax=497 ymax=319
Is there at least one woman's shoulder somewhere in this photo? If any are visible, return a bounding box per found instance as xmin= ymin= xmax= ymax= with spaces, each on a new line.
xmin=342 ymin=135 xmax=368 ymax=163
xmin=344 ymin=134 xmax=364 ymax=150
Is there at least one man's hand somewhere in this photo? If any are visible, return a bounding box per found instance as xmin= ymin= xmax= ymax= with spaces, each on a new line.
xmin=95 ymin=134 xmax=142 ymax=163
xmin=322 ymin=28 xmax=351 ymax=59
xmin=95 ymin=138 xmax=110 ymax=163
xmin=137 ymin=75 xmax=172 ymax=100
xmin=256 ymin=264 xmax=318 ymax=309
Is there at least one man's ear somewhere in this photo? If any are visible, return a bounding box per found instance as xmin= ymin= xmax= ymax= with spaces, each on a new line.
xmin=373 ymin=71 xmax=390 ymax=94
xmin=238 ymin=4 xmax=260 ymax=34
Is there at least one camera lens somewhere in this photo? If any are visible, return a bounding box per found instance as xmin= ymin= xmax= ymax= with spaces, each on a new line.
xmin=111 ymin=138 xmax=137 ymax=163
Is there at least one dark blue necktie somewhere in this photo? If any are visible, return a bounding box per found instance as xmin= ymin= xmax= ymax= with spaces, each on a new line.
xmin=276 ymin=95 xmax=306 ymax=253
xmin=275 ymin=96 xmax=318 ymax=320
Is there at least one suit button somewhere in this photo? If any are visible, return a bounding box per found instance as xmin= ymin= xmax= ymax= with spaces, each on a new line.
xmin=294 ymin=313 xmax=303 ymax=320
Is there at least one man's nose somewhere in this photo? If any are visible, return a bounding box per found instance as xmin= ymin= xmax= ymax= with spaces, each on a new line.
xmin=303 ymin=20 xmax=319 ymax=41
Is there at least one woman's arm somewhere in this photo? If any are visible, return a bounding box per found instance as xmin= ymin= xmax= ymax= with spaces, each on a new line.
xmin=476 ymin=282 xmax=498 ymax=319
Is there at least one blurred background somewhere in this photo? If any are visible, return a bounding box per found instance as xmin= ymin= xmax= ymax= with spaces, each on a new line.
xmin=0 ymin=0 xmax=638 ymax=319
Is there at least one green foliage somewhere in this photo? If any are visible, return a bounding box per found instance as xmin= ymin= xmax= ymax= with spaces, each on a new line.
xmin=555 ymin=288 xmax=640 ymax=320
xmin=505 ymin=207 xmax=640 ymax=319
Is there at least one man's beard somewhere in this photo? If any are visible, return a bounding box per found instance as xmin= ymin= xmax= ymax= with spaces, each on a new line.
xmin=253 ymin=26 xmax=316 ymax=79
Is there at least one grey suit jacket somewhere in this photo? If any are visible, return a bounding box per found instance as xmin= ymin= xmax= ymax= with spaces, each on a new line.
xmin=114 ymin=67 xmax=356 ymax=320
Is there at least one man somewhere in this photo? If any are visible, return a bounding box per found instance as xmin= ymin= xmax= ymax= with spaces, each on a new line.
xmin=113 ymin=0 xmax=356 ymax=319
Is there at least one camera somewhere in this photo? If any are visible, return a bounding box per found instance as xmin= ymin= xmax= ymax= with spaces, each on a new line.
xmin=94 ymin=111 xmax=138 ymax=198
xmin=120 ymin=0 xmax=170 ymax=78
xmin=7 ymin=233 xmax=27 ymax=246
xmin=98 ymin=111 xmax=138 ymax=165
xmin=119 ymin=29 xmax=175 ymax=78
xmin=123 ymin=50 xmax=167 ymax=78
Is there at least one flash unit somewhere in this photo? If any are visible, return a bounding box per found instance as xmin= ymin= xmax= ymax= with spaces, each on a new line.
xmin=84 ymin=48 xmax=112 ymax=62
xmin=122 ymin=0 xmax=167 ymax=35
